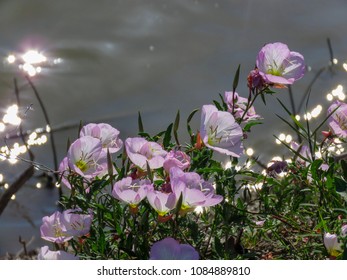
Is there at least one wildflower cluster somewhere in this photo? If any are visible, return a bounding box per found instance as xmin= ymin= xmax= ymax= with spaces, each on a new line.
xmin=38 ymin=42 xmax=347 ymax=260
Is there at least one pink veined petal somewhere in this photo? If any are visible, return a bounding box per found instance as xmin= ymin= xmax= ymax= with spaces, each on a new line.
xmin=148 ymin=156 xmax=166 ymax=169
xmin=256 ymin=42 xmax=290 ymax=74
xmin=262 ymin=73 xmax=294 ymax=85
xmin=282 ymin=51 xmax=306 ymax=80
xmin=183 ymin=188 xmax=208 ymax=207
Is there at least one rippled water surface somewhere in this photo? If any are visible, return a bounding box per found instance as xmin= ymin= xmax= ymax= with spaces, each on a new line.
xmin=1 ymin=0 xmax=347 ymax=256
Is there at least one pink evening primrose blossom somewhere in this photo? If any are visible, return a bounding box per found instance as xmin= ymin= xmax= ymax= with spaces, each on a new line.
xmin=324 ymin=233 xmax=343 ymax=257
xmin=256 ymin=42 xmax=305 ymax=85
xmin=200 ymin=104 xmax=243 ymax=157
xmin=62 ymin=209 xmax=93 ymax=237
xmin=80 ymin=123 xmax=123 ymax=153
xmin=67 ymin=136 xmax=108 ymax=179
xmin=40 ymin=210 xmax=92 ymax=243
xmin=170 ymin=167 xmax=223 ymax=213
xmin=146 ymin=190 xmax=177 ymax=217
xmin=112 ymin=177 xmax=153 ymax=208
xmin=38 ymin=246 xmax=79 ymax=260
xmin=149 ymin=237 xmax=199 ymax=260
xmin=125 ymin=137 xmax=167 ymax=170
xmin=224 ymin=91 xmax=261 ymax=122
xmin=40 ymin=211 xmax=74 ymax=243
xmin=327 ymin=100 xmax=347 ymax=138
xmin=163 ymin=150 xmax=191 ymax=173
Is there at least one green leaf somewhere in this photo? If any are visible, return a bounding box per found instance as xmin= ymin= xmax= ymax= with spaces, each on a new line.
xmin=187 ymin=108 xmax=199 ymax=137
xmin=276 ymin=114 xmax=307 ymax=140
xmin=219 ymin=93 xmax=228 ymax=111
xmin=311 ymin=104 xmax=340 ymax=136
xmin=174 ymin=192 xmax=183 ymax=216
xmin=243 ymin=121 xmax=262 ymax=132
xmin=232 ymin=64 xmax=241 ymax=91
xmin=107 ymin=149 xmax=114 ymax=185
xmin=342 ymin=245 xmax=347 ymax=260
xmin=78 ymin=120 xmax=83 ymax=138
xmin=260 ymin=92 xmax=266 ymax=105
xmin=341 ymin=160 xmax=347 ymax=180
xmin=213 ymin=100 xmax=223 ymax=111
xmin=146 ymin=161 xmax=153 ymax=182
xmin=214 ymin=236 xmax=224 ymax=257
xmin=173 ymin=110 xmax=180 ymax=145
xmin=335 ymin=177 xmax=347 ymax=192
xmin=310 ymin=159 xmax=323 ymax=181
xmin=163 ymin=123 xmax=173 ymax=148
xmin=138 ymin=111 xmax=144 ymax=133
xmin=66 ymin=138 xmax=71 ymax=153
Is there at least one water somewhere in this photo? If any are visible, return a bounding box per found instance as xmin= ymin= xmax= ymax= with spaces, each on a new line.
xmin=1 ymin=0 xmax=347 ymax=256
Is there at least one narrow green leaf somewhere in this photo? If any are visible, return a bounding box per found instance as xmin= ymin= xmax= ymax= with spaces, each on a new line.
xmin=232 ymin=64 xmax=241 ymax=91
xmin=66 ymin=138 xmax=71 ymax=153
xmin=310 ymin=159 xmax=323 ymax=181
xmin=342 ymin=246 xmax=347 ymax=260
xmin=310 ymin=104 xmax=340 ymax=137
xmin=260 ymin=93 xmax=266 ymax=105
xmin=187 ymin=108 xmax=199 ymax=136
xmin=277 ymin=98 xmax=293 ymax=116
xmin=275 ymin=114 xmax=307 ymax=140
xmin=243 ymin=121 xmax=262 ymax=132
xmin=219 ymin=93 xmax=228 ymax=111
xmin=335 ymin=177 xmax=347 ymax=192
xmin=78 ymin=120 xmax=83 ymax=138
xmin=213 ymin=100 xmax=223 ymax=111
xmin=341 ymin=160 xmax=347 ymax=180
xmin=273 ymin=135 xmax=309 ymax=162
xmin=138 ymin=111 xmax=144 ymax=133
xmin=107 ymin=149 xmax=114 ymax=187
xmin=146 ymin=161 xmax=153 ymax=182
xmin=174 ymin=192 xmax=183 ymax=216
xmin=163 ymin=123 xmax=173 ymax=148
xmin=173 ymin=110 xmax=180 ymax=146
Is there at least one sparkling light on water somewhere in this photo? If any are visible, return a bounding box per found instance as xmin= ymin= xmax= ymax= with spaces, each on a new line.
xmin=3 ymin=105 xmax=22 ymax=126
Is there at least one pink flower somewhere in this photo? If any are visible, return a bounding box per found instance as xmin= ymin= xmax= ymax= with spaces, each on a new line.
xmin=327 ymin=100 xmax=347 ymax=138
xmin=67 ymin=136 xmax=108 ymax=179
xmin=200 ymin=104 xmax=243 ymax=157
xmin=224 ymin=91 xmax=261 ymax=122
xmin=163 ymin=150 xmax=191 ymax=173
xmin=112 ymin=177 xmax=153 ymax=208
xmin=170 ymin=167 xmax=223 ymax=213
xmin=80 ymin=123 xmax=123 ymax=153
xmin=256 ymin=42 xmax=305 ymax=85
xmin=62 ymin=209 xmax=93 ymax=237
xmin=150 ymin=237 xmax=199 ymax=260
xmin=38 ymin=246 xmax=79 ymax=260
xmin=40 ymin=211 xmax=74 ymax=243
xmin=146 ymin=190 xmax=177 ymax=216
xmin=40 ymin=210 xmax=92 ymax=243
xmin=324 ymin=233 xmax=343 ymax=257
xmin=125 ymin=137 xmax=167 ymax=170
